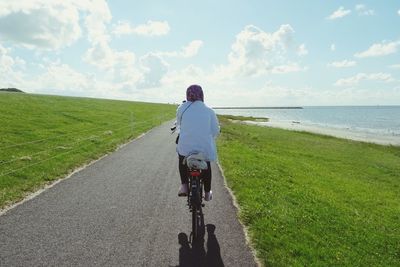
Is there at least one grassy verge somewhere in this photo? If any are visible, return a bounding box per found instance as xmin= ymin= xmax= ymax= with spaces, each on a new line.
xmin=0 ymin=92 xmax=176 ymax=209
xmin=217 ymin=115 xmax=400 ymax=266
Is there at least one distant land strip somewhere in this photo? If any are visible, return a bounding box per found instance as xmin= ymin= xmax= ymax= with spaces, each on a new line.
xmin=213 ymin=106 xmax=303 ymax=109
xmin=0 ymin=88 xmax=24 ymax=93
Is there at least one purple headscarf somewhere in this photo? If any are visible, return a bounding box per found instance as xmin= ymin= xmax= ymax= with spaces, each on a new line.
xmin=186 ymin=84 xmax=204 ymax=102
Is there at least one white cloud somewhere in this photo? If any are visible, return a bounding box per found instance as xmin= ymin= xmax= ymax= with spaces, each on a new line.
xmin=0 ymin=42 xmax=26 ymax=87
xmin=327 ymin=6 xmax=351 ymax=20
xmin=216 ymin=24 xmax=305 ymax=77
xmin=84 ymin=42 xmax=116 ymax=69
xmin=162 ymin=65 xmax=204 ymax=86
xmin=158 ymin=65 xmax=207 ymax=102
xmin=0 ymin=0 xmax=111 ymax=50
xmin=138 ymin=53 xmax=169 ymax=89
xmin=0 ymin=1 xmax=80 ymax=49
xmin=355 ymin=41 xmax=400 ymax=58
xmin=0 ymin=43 xmax=14 ymax=70
xmin=84 ymin=42 xmax=134 ymax=69
xmin=389 ymin=64 xmax=400 ymax=69
xmin=84 ymin=16 xmax=176 ymax=91
xmin=331 ymin=44 xmax=336 ymax=51
xmin=112 ymin=21 xmax=131 ymax=35
xmin=24 ymin=61 xmax=128 ymax=100
xmin=355 ymin=4 xmax=374 ymax=16
xmin=398 ymin=9 xmax=400 ymax=16
xmin=327 ymin=60 xmax=356 ymax=68
xmin=271 ymin=63 xmax=307 ymax=74
xmin=113 ymin=20 xmax=170 ymax=36
xmin=23 ymin=59 xmax=145 ymax=99
xmin=204 ymin=82 xmax=345 ymax=107
xmin=335 ymin=73 xmax=394 ymax=86
xmin=207 ymin=82 xmax=400 ymax=107
xmin=297 ymin=44 xmax=308 ymax=56
xmin=157 ymin=40 xmax=203 ymax=58
xmin=84 ymin=1 xmax=112 ymax=45
xmin=182 ymin=40 xmax=203 ymax=57
xmin=35 ymin=63 xmax=94 ymax=93
xmin=84 ymin=41 xmax=142 ymax=88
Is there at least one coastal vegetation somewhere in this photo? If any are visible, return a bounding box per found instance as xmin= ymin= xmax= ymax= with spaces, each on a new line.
xmin=0 ymin=93 xmax=175 ymax=209
xmin=221 ymin=114 xmax=269 ymax=122
xmin=217 ymin=115 xmax=400 ymax=266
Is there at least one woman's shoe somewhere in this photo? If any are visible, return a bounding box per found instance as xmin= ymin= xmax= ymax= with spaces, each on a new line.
xmin=178 ymin=183 xmax=188 ymax=197
xmin=204 ymin=190 xmax=213 ymax=201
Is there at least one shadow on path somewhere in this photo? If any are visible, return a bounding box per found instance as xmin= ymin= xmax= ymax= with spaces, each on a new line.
xmin=177 ymin=224 xmax=224 ymax=267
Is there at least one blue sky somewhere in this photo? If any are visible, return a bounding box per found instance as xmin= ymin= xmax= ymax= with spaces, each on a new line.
xmin=0 ymin=0 xmax=399 ymax=106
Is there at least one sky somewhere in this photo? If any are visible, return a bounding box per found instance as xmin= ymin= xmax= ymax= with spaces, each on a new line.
xmin=0 ymin=0 xmax=399 ymax=107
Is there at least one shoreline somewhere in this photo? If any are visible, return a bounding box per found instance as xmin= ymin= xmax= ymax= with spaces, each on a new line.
xmin=243 ymin=120 xmax=400 ymax=146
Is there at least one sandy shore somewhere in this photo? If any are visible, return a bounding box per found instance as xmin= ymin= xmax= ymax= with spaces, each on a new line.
xmin=243 ymin=120 xmax=400 ymax=146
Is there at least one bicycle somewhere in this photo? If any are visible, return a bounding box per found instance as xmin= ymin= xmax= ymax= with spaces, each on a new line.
xmin=185 ymin=154 xmax=208 ymax=242
xmin=171 ymin=125 xmax=208 ymax=242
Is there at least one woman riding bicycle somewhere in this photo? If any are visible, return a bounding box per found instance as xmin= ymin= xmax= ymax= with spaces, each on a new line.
xmin=176 ymin=84 xmax=220 ymax=201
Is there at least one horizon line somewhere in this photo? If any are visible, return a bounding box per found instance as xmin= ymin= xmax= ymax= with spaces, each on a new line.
xmin=213 ymin=106 xmax=303 ymax=109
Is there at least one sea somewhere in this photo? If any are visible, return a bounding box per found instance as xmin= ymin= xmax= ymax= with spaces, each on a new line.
xmin=214 ymin=106 xmax=400 ymax=137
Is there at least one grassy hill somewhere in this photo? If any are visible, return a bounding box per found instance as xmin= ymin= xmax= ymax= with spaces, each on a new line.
xmin=217 ymin=115 xmax=400 ymax=266
xmin=0 ymin=92 xmax=176 ymax=209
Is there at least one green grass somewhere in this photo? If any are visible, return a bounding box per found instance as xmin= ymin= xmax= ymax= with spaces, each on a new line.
xmin=0 ymin=92 xmax=176 ymax=209
xmin=217 ymin=115 xmax=400 ymax=266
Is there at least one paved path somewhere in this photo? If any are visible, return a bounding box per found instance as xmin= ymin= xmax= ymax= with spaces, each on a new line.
xmin=0 ymin=122 xmax=257 ymax=266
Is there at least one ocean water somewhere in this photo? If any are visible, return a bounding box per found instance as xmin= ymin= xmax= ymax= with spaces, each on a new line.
xmin=215 ymin=106 xmax=400 ymax=136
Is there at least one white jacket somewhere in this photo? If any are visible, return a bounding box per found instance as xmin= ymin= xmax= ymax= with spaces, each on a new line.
xmin=176 ymin=101 xmax=220 ymax=161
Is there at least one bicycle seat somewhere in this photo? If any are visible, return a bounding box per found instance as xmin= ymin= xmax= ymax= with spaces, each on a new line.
xmin=185 ymin=153 xmax=208 ymax=170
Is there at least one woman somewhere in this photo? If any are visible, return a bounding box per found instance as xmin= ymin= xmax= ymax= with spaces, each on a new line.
xmin=176 ymin=85 xmax=220 ymax=201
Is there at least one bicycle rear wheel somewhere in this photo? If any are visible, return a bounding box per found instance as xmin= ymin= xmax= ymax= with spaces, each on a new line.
xmin=192 ymin=208 xmax=198 ymax=240
xmin=191 ymin=179 xmax=202 ymax=241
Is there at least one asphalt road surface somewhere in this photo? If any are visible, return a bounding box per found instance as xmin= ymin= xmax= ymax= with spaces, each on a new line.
xmin=0 ymin=122 xmax=257 ymax=266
